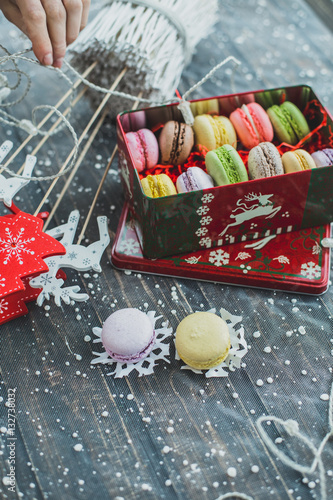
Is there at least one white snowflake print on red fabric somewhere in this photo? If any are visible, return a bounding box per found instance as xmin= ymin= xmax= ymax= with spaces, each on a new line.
xmin=300 ymin=261 xmax=321 ymax=279
xmin=0 ymin=227 xmax=35 ymax=265
xmin=0 ymin=298 xmax=8 ymax=315
xmin=0 ymin=275 xmax=5 ymax=287
xmin=209 ymin=249 xmax=230 ymax=267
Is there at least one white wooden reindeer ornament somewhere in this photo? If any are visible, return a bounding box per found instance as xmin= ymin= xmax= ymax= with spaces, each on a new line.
xmin=0 ymin=140 xmax=37 ymax=207
xmin=30 ymin=210 xmax=110 ymax=306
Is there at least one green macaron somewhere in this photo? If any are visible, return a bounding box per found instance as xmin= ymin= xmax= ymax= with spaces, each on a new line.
xmin=205 ymin=144 xmax=248 ymax=186
xmin=267 ymin=101 xmax=310 ymax=145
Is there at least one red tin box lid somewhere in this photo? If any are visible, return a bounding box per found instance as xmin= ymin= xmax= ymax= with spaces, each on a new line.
xmin=111 ymin=203 xmax=331 ymax=295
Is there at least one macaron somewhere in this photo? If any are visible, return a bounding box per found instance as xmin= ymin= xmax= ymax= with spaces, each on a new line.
xmin=193 ymin=114 xmax=237 ymax=150
xmin=311 ymin=148 xmax=333 ymax=168
xmin=175 ymin=312 xmax=231 ymax=370
xmin=282 ymin=149 xmax=317 ymax=173
xmin=190 ymin=98 xmax=219 ymax=117
xmin=121 ymin=110 xmax=146 ymax=132
xmin=267 ymin=101 xmax=310 ymax=145
xmin=255 ymin=89 xmax=285 ymax=109
xmin=101 ymin=308 xmax=156 ymax=364
xmin=229 ymin=102 xmax=274 ymax=149
xmin=141 ymin=173 xmax=177 ymax=198
xmin=247 ymin=142 xmax=284 ymax=179
xmin=126 ymin=128 xmax=159 ymax=172
xmin=158 ymin=120 xmax=194 ymax=165
xmin=219 ymin=93 xmax=255 ymax=115
xmin=205 ymin=144 xmax=248 ymax=186
xmin=176 ymin=166 xmax=214 ymax=193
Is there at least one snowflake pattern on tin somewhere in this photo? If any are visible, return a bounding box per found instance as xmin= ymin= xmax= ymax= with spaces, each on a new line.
xmin=201 ymin=193 xmax=214 ymax=204
xmin=300 ymin=261 xmax=321 ymax=279
xmin=0 ymin=227 xmax=35 ymax=265
xmin=119 ymin=237 xmax=141 ymax=256
xmin=199 ymin=237 xmax=212 ymax=248
xmin=91 ymin=311 xmax=173 ymax=377
xmin=209 ymin=249 xmax=230 ymax=267
xmin=195 ymin=227 xmax=208 ymax=237
xmin=196 ymin=206 xmax=209 ymax=216
xmin=175 ymin=308 xmax=248 ymax=378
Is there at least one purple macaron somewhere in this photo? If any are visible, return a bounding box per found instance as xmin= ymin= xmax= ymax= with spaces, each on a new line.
xmin=311 ymin=148 xmax=333 ymax=168
xmin=101 ymin=308 xmax=156 ymax=364
xmin=176 ymin=166 xmax=214 ymax=193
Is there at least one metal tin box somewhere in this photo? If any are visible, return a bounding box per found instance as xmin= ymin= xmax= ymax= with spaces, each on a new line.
xmin=116 ymin=85 xmax=333 ymax=259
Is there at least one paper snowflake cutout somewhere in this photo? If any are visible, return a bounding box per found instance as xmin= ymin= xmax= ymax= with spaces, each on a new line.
xmin=91 ymin=311 xmax=173 ymax=377
xmin=175 ymin=307 xmax=248 ymax=378
xmin=300 ymin=261 xmax=321 ymax=279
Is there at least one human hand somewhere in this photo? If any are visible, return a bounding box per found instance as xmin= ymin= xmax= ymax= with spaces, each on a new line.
xmin=0 ymin=0 xmax=90 ymax=68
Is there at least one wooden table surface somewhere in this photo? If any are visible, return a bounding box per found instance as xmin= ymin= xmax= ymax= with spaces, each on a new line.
xmin=0 ymin=1 xmax=333 ymax=499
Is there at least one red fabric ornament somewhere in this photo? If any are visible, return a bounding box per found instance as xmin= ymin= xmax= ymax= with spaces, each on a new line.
xmin=0 ymin=206 xmax=66 ymax=325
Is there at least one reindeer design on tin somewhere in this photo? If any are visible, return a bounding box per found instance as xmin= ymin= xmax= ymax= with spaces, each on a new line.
xmin=219 ymin=192 xmax=282 ymax=237
xmin=30 ymin=210 xmax=110 ymax=306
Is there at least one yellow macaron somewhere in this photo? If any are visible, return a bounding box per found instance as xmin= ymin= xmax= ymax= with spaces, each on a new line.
xmin=141 ymin=174 xmax=177 ymax=198
xmin=193 ymin=114 xmax=237 ymax=150
xmin=282 ymin=149 xmax=317 ymax=173
xmin=175 ymin=312 xmax=231 ymax=370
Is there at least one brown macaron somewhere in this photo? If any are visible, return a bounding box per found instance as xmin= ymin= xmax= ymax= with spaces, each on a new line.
xmin=158 ymin=120 xmax=194 ymax=165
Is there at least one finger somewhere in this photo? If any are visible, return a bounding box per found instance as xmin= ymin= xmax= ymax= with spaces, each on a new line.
xmin=15 ymin=0 xmax=53 ymax=65
xmin=41 ymin=0 xmax=67 ymax=68
xmin=80 ymin=0 xmax=90 ymax=31
xmin=62 ymin=0 xmax=82 ymax=45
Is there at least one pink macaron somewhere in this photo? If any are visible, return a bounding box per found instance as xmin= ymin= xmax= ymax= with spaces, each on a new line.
xmin=230 ymin=102 xmax=274 ymax=149
xmin=101 ymin=308 xmax=156 ymax=364
xmin=126 ymin=128 xmax=159 ymax=172
xmin=176 ymin=166 xmax=214 ymax=193
xmin=121 ymin=110 xmax=146 ymax=133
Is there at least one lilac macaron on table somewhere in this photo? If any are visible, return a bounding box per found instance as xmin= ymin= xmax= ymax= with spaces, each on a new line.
xmin=101 ymin=308 xmax=156 ymax=364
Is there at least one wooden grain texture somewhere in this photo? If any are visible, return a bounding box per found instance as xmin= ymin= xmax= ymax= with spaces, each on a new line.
xmin=0 ymin=0 xmax=333 ymax=499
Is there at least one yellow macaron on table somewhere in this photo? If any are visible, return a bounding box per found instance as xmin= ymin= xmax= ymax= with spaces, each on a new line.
xmin=0 ymin=2 xmax=332 ymax=500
